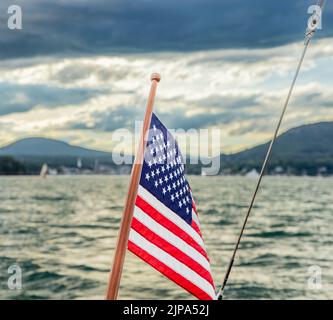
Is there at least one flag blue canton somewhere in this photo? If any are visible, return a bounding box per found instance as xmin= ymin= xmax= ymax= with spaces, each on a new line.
xmin=140 ymin=113 xmax=193 ymax=225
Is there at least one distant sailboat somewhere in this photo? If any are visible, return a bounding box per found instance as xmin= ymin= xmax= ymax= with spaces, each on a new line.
xmin=40 ymin=163 xmax=48 ymax=178
xmin=77 ymin=158 xmax=82 ymax=169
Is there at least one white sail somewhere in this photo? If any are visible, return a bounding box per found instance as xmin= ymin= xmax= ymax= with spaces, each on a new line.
xmin=77 ymin=158 xmax=82 ymax=169
xmin=40 ymin=163 xmax=48 ymax=178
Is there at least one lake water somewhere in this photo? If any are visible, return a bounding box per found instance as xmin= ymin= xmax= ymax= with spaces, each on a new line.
xmin=0 ymin=176 xmax=332 ymax=300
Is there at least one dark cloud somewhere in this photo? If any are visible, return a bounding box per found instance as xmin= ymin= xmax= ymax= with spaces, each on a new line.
xmin=51 ymin=62 xmax=137 ymax=85
xmin=0 ymin=82 xmax=103 ymax=116
xmin=157 ymin=109 xmax=271 ymax=132
xmin=69 ymin=106 xmax=143 ymax=131
xmin=0 ymin=0 xmax=332 ymax=59
xmin=67 ymin=93 xmax=263 ymax=132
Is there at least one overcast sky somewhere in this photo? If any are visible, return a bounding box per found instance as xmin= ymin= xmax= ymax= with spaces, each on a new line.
xmin=0 ymin=0 xmax=332 ymax=154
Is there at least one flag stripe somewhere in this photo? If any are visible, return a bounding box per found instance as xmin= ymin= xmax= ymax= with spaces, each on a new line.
xmin=128 ymin=241 xmax=213 ymax=301
xmin=133 ymin=206 xmax=210 ymax=271
xmin=192 ymin=208 xmax=200 ymax=225
xmin=136 ymin=194 xmax=209 ymax=262
xmin=129 ymin=231 xmax=216 ymax=300
xmin=191 ymin=210 xmax=203 ymax=238
xmin=131 ymin=217 xmax=215 ymax=287
xmin=138 ymin=186 xmax=205 ymax=248
xmin=191 ymin=220 xmax=203 ymax=238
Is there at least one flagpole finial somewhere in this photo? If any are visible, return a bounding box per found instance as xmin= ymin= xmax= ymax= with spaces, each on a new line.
xmin=151 ymin=73 xmax=161 ymax=82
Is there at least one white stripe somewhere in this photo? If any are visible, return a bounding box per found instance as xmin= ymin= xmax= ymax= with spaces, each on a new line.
xmin=129 ymin=229 xmax=216 ymax=299
xmin=133 ymin=206 xmax=211 ymax=272
xmin=192 ymin=209 xmax=200 ymax=227
xmin=138 ymin=185 xmax=205 ymax=248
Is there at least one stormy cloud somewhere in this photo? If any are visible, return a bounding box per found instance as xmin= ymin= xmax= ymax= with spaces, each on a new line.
xmin=0 ymin=0 xmax=332 ymax=59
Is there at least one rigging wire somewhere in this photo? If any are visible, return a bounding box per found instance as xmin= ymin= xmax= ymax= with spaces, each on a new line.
xmin=216 ymin=0 xmax=326 ymax=300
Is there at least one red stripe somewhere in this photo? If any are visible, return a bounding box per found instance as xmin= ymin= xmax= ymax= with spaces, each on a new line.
xmin=191 ymin=219 xmax=203 ymax=239
xmin=191 ymin=203 xmax=204 ymax=240
xmin=131 ymin=218 xmax=215 ymax=287
xmin=128 ymin=241 xmax=214 ymax=300
xmin=135 ymin=196 xmax=209 ymax=262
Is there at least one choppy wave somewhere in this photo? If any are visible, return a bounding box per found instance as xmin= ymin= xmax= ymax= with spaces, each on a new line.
xmin=0 ymin=176 xmax=332 ymax=300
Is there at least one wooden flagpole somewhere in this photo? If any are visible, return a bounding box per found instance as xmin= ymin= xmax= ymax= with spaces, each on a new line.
xmin=106 ymin=73 xmax=161 ymax=300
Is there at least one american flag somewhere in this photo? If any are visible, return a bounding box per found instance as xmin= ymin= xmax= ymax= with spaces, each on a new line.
xmin=128 ymin=113 xmax=216 ymax=300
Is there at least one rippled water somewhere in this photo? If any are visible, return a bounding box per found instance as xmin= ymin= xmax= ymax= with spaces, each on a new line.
xmin=0 ymin=176 xmax=332 ymax=300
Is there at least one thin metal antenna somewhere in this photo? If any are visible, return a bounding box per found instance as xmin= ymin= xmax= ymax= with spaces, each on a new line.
xmin=216 ymin=1 xmax=325 ymax=300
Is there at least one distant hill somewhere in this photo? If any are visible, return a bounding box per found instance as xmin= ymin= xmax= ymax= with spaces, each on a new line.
xmin=0 ymin=137 xmax=111 ymax=158
xmin=1 ymin=122 xmax=333 ymax=176
xmin=0 ymin=137 xmax=117 ymax=174
xmin=220 ymin=121 xmax=333 ymax=175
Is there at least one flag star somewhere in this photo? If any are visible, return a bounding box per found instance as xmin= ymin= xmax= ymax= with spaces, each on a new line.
xmin=154 ymin=181 xmax=159 ymax=188
xmin=162 ymin=154 xmax=167 ymax=161
xmin=175 ymin=192 xmax=179 ymax=199
xmin=171 ymin=194 xmax=175 ymax=202
xmin=183 ymin=199 xmax=186 ymax=205
xmin=153 ymin=158 xmax=157 ymax=164
xmin=155 ymin=168 xmax=160 ymax=175
xmin=180 ymin=190 xmax=183 ymax=196
xmin=148 ymin=161 xmax=152 ymax=168
xmin=159 ymin=178 xmax=163 ymax=185
xmin=145 ymin=173 xmax=150 ymax=181
xmin=151 ymin=171 xmax=155 ymax=178
xmin=166 ymin=164 xmax=170 ymax=171
xmin=162 ymin=188 xmax=166 ymax=195
xmin=186 ymin=207 xmax=190 ymax=214
xmin=169 ymin=173 xmax=173 ymax=180
xmin=177 ymin=180 xmax=180 ymax=187
xmin=173 ymin=183 xmax=177 ymax=190
xmin=167 ymin=185 xmax=171 ymax=192
xmin=158 ymin=156 xmax=162 ymax=163
xmin=161 ymin=166 xmax=165 ymax=173
xmin=164 ymin=176 xmax=169 ymax=183
xmin=179 ymin=201 xmax=182 ymax=208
